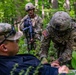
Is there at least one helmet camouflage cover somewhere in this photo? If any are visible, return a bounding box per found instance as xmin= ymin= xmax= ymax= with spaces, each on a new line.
xmin=0 ymin=23 xmax=22 ymax=41
xmin=0 ymin=23 xmax=12 ymax=35
xmin=50 ymin=11 xmax=72 ymax=31
xmin=25 ymin=3 xmax=35 ymax=11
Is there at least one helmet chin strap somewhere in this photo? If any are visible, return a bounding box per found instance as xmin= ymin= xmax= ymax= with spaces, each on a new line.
xmin=0 ymin=26 xmax=16 ymax=45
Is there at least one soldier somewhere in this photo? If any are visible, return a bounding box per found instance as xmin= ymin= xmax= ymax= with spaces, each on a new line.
xmin=19 ymin=2 xmax=43 ymax=51
xmin=40 ymin=11 xmax=76 ymax=67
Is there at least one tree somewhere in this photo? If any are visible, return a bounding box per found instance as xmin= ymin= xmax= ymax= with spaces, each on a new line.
xmin=63 ymin=0 xmax=70 ymax=11
xmin=42 ymin=0 xmax=45 ymax=19
xmin=35 ymin=0 xmax=38 ymax=9
xmin=73 ymin=2 xmax=76 ymax=18
xmin=51 ymin=0 xmax=58 ymax=9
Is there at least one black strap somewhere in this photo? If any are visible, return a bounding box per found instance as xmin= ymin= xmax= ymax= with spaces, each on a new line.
xmin=0 ymin=26 xmax=16 ymax=45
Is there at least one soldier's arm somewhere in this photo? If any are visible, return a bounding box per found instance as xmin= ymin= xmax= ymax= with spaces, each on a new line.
xmin=40 ymin=24 xmax=51 ymax=58
xmin=59 ymin=27 xmax=76 ymax=65
xmin=19 ymin=21 xmax=24 ymax=31
xmin=35 ymin=16 xmax=43 ymax=34
xmin=58 ymin=41 xmax=72 ymax=65
xmin=19 ymin=15 xmax=28 ymax=31
xmin=59 ymin=49 xmax=72 ymax=65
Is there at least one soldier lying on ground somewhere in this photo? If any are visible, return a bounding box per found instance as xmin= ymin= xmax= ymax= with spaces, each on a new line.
xmin=0 ymin=23 xmax=69 ymax=75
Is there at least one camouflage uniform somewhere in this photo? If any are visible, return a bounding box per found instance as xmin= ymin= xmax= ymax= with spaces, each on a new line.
xmin=40 ymin=11 xmax=76 ymax=65
xmin=19 ymin=3 xmax=43 ymax=51
xmin=20 ymin=14 xmax=43 ymax=40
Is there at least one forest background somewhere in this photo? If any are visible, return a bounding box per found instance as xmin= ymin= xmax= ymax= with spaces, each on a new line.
xmin=0 ymin=0 xmax=76 ymax=70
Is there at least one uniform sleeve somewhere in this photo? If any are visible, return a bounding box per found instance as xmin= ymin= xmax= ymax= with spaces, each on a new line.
xmin=58 ymin=38 xmax=72 ymax=64
xmin=35 ymin=16 xmax=43 ymax=34
xmin=19 ymin=15 xmax=28 ymax=31
xmin=59 ymin=27 xmax=76 ymax=64
xmin=71 ymin=28 xmax=76 ymax=50
xmin=59 ymin=48 xmax=72 ymax=64
xmin=39 ymin=64 xmax=59 ymax=75
xmin=57 ymin=23 xmax=76 ymax=64
xmin=19 ymin=20 xmax=24 ymax=31
xmin=40 ymin=24 xmax=51 ymax=58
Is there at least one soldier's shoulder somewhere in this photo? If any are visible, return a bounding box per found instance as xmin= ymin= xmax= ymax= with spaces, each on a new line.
xmin=71 ymin=22 xmax=76 ymax=36
xmin=21 ymin=15 xmax=28 ymax=22
xmin=74 ymin=23 xmax=76 ymax=28
xmin=35 ymin=14 xmax=42 ymax=19
xmin=71 ymin=21 xmax=76 ymax=29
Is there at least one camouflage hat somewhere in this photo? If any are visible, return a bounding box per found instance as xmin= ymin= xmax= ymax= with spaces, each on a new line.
xmin=0 ymin=23 xmax=23 ymax=41
xmin=25 ymin=3 xmax=35 ymax=11
xmin=50 ymin=11 xmax=72 ymax=31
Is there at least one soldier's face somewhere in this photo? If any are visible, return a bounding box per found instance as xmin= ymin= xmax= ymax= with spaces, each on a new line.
xmin=27 ymin=9 xmax=34 ymax=17
xmin=3 ymin=40 xmax=19 ymax=56
xmin=54 ymin=23 xmax=61 ymax=31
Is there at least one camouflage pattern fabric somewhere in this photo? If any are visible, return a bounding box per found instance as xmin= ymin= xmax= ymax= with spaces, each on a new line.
xmin=25 ymin=3 xmax=35 ymax=11
xmin=19 ymin=14 xmax=43 ymax=50
xmin=40 ymin=11 xmax=76 ymax=65
xmin=0 ymin=23 xmax=12 ymax=35
xmin=0 ymin=23 xmax=23 ymax=41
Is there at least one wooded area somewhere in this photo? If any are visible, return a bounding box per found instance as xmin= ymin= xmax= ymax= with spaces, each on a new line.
xmin=0 ymin=0 xmax=76 ymax=24
xmin=0 ymin=0 xmax=76 ymax=71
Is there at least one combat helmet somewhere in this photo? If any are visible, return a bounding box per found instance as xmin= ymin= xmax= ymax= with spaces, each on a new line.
xmin=25 ymin=3 xmax=35 ymax=11
xmin=50 ymin=11 xmax=72 ymax=31
xmin=0 ymin=23 xmax=23 ymax=45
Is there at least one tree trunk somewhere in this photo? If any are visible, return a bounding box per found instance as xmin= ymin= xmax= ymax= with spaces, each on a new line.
xmin=63 ymin=0 xmax=70 ymax=11
xmin=35 ymin=0 xmax=38 ymax=9
xmin=48 ymin=0 xmax=51 ymax=3
xmin=74 ymin=2 xmax=76 ymax=18
xmin=26 ymin=0 xmax=30 ymax=2
xmin=42 ymin=0 xmax=45 ymax=19
xmin=51 ymin=0 xmax=58 ymax=9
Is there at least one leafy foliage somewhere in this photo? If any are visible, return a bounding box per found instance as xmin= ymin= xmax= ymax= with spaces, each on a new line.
xmin=71 ymin=51 xmax=76 ymax=69
xmin=0 ymin=0 xmax=76 ymax=70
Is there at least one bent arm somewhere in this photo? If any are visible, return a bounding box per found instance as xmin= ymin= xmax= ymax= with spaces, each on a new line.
xmin=40 ymin=24 xmax=51 ymax=58
xmin=58 ymin=41 xmax=72 ymax=65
